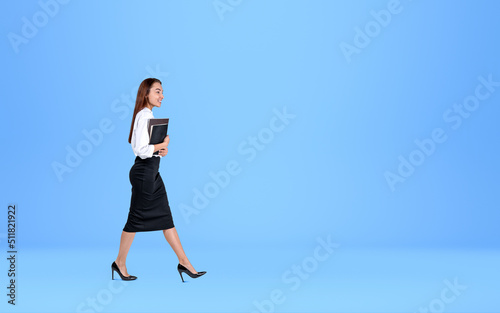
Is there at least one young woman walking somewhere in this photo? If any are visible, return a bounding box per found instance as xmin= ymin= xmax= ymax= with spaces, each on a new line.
xmin=111 ymin=78 xmax=206 ymax=282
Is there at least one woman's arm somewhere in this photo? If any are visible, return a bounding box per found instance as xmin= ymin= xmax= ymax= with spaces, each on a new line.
xmin=133 ymin=113 xmax=155 ymax=158
xmin=133 ymin=112 xmax=170 ymax=158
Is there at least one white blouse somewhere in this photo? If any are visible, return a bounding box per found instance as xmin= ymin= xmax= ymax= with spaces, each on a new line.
xmin=131 ymin=107 xmax=159 ymax=159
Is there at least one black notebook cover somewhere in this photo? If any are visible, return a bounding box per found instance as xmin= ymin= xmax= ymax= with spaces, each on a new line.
xmin=148 ymin=118 xmax=169 ymax=155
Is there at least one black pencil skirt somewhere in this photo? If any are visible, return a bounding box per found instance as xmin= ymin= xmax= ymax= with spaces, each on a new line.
xmin=123 ymin=156 xmax=175 ymax=232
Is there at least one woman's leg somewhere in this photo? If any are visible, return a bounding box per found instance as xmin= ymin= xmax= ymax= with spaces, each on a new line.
xmin=115 ymin=231 xmax=136 ymax=276
xmin=163 ymin=227 xmax=199 ymax=274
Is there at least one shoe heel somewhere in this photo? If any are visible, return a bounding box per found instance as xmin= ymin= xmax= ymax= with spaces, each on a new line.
xmin=179 ymin=271 xmax=184 ymax=282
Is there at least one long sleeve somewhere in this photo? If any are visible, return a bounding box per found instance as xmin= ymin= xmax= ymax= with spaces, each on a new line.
xmin=131 ymin=109 xmax=156 ymax=159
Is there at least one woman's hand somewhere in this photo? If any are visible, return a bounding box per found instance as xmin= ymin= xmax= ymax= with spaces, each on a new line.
xmin=159 ymin=147 xmax=168 ymax=157
xmin=153 ymin=135 xmax=170 ymax=156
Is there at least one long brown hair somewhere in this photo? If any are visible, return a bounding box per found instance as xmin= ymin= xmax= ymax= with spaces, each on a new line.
xmin=128 ymin=78 xmax=162 ymax=143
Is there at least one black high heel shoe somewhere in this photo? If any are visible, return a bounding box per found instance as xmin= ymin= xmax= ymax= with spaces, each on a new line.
xmin=177 ymin=264 xmax=206 ymax=282
xmin=111 ymin=261 xmax=137 ymax=280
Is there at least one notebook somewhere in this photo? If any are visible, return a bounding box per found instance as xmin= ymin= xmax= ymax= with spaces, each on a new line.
xmin=148 ymin=118 xmax=169 ymax=155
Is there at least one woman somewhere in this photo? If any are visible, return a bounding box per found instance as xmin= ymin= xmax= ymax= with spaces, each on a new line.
xmin=111 ymin=78 xmax=206 ymax=282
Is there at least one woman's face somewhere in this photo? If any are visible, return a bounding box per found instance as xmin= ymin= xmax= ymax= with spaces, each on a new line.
xmin=147 ymin=82 xmax=164 ymax=108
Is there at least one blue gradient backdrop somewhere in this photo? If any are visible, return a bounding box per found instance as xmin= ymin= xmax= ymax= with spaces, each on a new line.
xmin=1 ymin=1 xmax=499 ymax=312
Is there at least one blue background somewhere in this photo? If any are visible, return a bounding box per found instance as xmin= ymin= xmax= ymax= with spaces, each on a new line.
xmin=1 ymin=0 xmax=499 ymax=312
